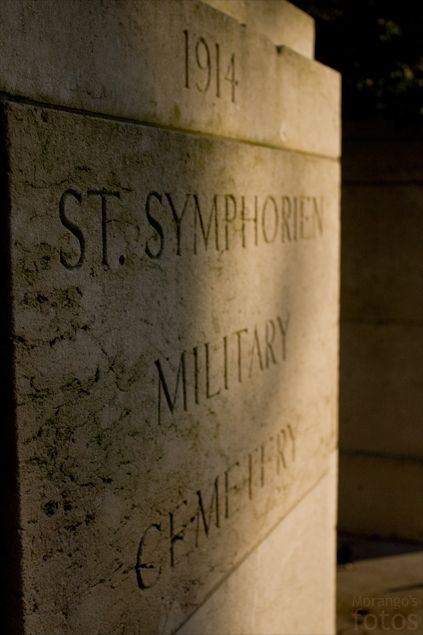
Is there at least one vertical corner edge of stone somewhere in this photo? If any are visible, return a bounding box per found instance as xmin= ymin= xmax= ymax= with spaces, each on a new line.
xmin=332 ymin=68 xmax=342 ymax=159
xmin=0 ymin=99 xmax=13 ymax=132
xmin=1 ymin=99 xmax=27 ymax=126
xmin=0 ymin=98 xmax=9 ymax=117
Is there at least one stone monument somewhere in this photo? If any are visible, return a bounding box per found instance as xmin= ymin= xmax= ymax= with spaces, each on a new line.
xmin=0 ymin=1 xmax=340 ymax=634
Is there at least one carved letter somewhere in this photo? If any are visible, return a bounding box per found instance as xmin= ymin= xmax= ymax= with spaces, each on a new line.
xmin=154 ymin=353 xmax=187 ymax=424
xmin=261 ymin=196 xmax=279 ymax=244
xmin=277 ymin=314 xmax=290 ymax=361
xmin=205 ymin=342 xmax=221 ymax=399
xmin=241 ymin=195 xmax=258 ymax=248
xmin=281 ymin=196 xmax=292 ymax=243
xmin=145 ymin=191 xmax=164 ymax=259
xmin=235 ymin=328 xmax=248 ymax=383
xmin=166 ymin=192 xmax=190 ymax=256
xmin=276 ymin=428 xmax=287 ymax=474
xmin=264 ymin=319 xmax=277 ymax=368
xmin=193 ymin=194 xmax=219 ymax=253
xmin=248 ymin=326 xmax=264 ymax=377
xmin=87 ymin=189 xmax=120 ymax=267
xmin=224 ymin=462 xmax=240 ymax=519
xmin=59 ymin=189 xmax=85 ymax=269
xmin=135 ymin=523 xmax=162 ymax=590
xmin=224 ymin=194 xmax=237 ymax=251
xmin=169 ymin=500 xmax=187 ymax=568
xmin=195 ymin=477 xmax=220 ymax=547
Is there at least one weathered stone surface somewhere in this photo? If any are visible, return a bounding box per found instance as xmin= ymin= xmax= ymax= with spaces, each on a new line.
xmin=179 ymin=451 xmax=337 ymax=635
xmin=4 ymin=101 xmax=339 ymax=634
xmin=203 ymin=0 xmax=315 ymax=58
xmin=277 ymin=46 xmax=340 ymax=158
xmin=0 ymin=0 xmax=340 ymax=157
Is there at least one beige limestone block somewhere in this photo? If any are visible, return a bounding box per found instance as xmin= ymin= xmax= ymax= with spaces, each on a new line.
xmin=178 ymin=451 xmax=337 ymax=635
xmin=203 ymin=0 xmax=315 ymax=58
xmin=339 ymin=453 xmax=423 ymax=542
xmin=277 ymin=46 xmax=340 ymax=158
xmin=0 ymin=0 xmax=340 ymax=157
xmin=4 ymin=102 xmax=339 ymax=634
xmin=340 ymin=322 xmax=423 ymax=458
xmin=341 ymin=185 xmax=423 ymax=324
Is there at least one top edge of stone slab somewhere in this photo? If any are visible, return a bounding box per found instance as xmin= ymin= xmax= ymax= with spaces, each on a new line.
xmin=0 ymin=0 xmax=340 ymax=158
xmin=203 ymin=0 xmax=315 ymax=58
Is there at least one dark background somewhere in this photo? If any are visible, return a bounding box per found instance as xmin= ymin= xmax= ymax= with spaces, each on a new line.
xmin=295 ymin=0 xmax=423 ymax=121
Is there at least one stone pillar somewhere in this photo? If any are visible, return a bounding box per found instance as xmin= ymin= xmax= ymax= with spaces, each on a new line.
xmin=0 ymin=1 xmax=340 ymax=633
xmin=339 ymin=120 xmax=423 ymax=542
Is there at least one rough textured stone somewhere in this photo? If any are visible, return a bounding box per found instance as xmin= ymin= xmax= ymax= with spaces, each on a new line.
xmin=3 ymin=101 xmax=339 ymax=634
xmin=0 ymin=0 xmax=340 ymax=157
xmin=203 ymin=0 xmax=315 ymax=58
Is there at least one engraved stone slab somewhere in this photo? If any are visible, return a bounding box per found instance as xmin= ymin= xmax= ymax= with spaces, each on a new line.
xmin=0 ymin=0 xmax=340 ymax=157
xmin=4 ymin=102 xmax=339 ymax=634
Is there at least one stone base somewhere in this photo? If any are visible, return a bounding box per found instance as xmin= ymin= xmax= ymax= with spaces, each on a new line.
xmin=179 ymin=451 xmax=337 ymax=635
